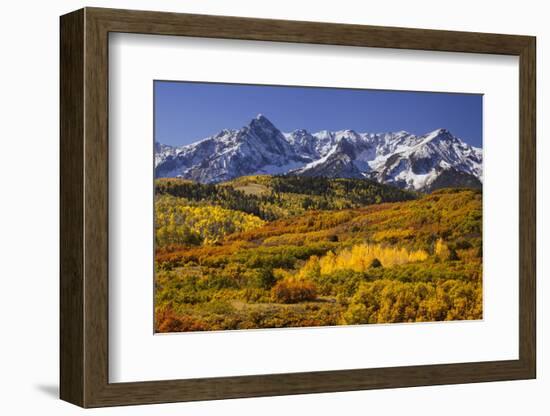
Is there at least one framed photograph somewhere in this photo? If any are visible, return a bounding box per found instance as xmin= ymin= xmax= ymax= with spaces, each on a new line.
xmin=60 ymin=7 xmax=536 ymax=407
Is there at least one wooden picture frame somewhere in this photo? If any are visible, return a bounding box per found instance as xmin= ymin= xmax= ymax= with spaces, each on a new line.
xmin=60 ymin=7 xmax=536 ymax=408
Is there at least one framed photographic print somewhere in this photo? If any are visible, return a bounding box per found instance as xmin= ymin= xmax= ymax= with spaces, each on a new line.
xmin=60 ymin=7 xmax=536 ymax=408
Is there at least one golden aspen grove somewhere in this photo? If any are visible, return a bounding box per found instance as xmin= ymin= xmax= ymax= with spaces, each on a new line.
xmin=154 ymin=176 xmax=482 ymax=332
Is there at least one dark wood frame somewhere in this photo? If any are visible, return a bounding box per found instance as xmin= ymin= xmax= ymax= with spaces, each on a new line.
xmin=60 ymin=7 xmax=536 ymax=408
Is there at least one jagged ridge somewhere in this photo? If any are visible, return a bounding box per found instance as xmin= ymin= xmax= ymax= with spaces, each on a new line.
xmin=155 ymin=114 xmax=482 ymax=192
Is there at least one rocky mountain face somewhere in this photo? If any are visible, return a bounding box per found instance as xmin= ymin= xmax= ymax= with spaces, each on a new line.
xmin=155 ymin=114 xmax=482 ymax=192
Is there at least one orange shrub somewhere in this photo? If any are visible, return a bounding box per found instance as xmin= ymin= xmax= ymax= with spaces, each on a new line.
xmin=155 ymin=307 xmax=207 ymax=332
xmin=271 ymin=279 xmax=317 ymax=304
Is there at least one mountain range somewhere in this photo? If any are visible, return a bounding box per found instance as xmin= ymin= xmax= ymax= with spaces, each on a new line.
xmin=155 ymin=114 xmax=482 ymax=192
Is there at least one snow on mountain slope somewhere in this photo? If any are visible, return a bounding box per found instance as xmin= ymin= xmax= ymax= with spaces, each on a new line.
xmin=154 ymin=142 xmax=181 ymax=167
xmin=155 ymin=114 xmax=308 ymax=183
xmin=155 ymin=114 xmax=482 ymax=191
xmin=365 ymin=128 xmax=483 ymax=190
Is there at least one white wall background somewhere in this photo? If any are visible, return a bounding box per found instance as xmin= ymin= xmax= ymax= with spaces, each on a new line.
xmin=0 ymin=0 xmax=545 ymax=414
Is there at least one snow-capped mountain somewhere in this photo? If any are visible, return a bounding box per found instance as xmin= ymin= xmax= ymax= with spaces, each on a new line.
xmin=155 ymin=115 xmax=308 ymax=183
xmin=155 ymin=114 xmax=482 ymax=192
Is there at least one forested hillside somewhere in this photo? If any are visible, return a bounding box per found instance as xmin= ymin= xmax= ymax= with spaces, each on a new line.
xmin=154 ymin=175 xmax=482 ymax=332
xmin=155 ymin=175 xmax=415 ymax=222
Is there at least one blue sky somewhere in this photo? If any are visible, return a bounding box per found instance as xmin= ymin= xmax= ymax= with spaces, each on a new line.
xmin=154 ymin=81 xmax=483 ymax=148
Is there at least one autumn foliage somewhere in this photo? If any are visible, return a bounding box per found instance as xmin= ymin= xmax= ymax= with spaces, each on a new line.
xmin=315 ymin=243 xmax=429 ymax=275
xmin=271 ymin=278 xmax=317 ymax=304
xmin=154 ymin=176 xmax=482 ymax=332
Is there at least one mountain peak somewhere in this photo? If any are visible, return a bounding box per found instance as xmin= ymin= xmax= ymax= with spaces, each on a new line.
xmin=430 ymin=128 xmax=451 ymax=136
xmin=248 ymin=113 xmax=277 ymax=130
xmin=422 ymin=128 xmax=456 ymax=144
xmin=253 ymin=113 xmax=272 ymax=124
